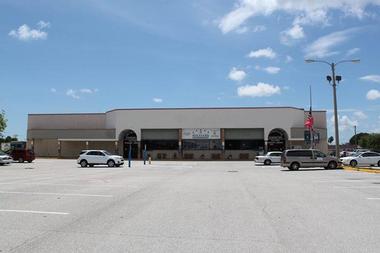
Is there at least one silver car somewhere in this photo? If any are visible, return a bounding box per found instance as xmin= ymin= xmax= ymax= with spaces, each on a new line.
xmin=255 ymin=151 xmax=282 ymax=165
xmin=0 ymin=151 xmax=13 ymax=165
xmin=281 ymin=149 xmax=341 ymax=171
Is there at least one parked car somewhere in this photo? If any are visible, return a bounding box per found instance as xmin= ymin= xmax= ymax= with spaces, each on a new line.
xmin=255 ymin=151 xmax=282 ymax=165
xmin=281 ymin=149 xmax=341 ymax=171
xmin=77 ymin=150 xmax=124 ymax=167
xmin=0 ymin=151 xmax=13 ymax=165
xmin=340 ymin=151 xmax=380 ymax=167
xmin=9 ymin=149 xmax=35 ymax=163
xmin=347 ymin=149 xmax=370 ymax=157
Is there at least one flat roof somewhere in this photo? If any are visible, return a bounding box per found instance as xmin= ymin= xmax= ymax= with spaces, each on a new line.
xmin=29 ymin=106 xmax=326 ymax=116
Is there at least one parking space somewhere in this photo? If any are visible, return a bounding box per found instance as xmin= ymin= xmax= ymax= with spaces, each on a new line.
xmin=0 ymin=159 xmax=379 ymax=252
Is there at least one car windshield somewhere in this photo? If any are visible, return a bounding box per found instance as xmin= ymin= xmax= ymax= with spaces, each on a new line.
xmin=103 ymin=151 xmax=112 ymax=155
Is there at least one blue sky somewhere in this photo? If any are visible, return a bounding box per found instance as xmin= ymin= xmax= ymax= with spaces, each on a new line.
xmin=1 ymin=0 xmax=380 ymax=143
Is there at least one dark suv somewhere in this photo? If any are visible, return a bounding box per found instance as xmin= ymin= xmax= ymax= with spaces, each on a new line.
xmin=281 ymin=149 xmax=341 ymax=171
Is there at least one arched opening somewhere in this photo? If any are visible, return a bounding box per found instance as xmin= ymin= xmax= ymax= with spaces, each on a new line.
xmin=267 ymin=129 xmax=288 ymax=152
xmin=119 ymin=129 xmax=138 ymax=159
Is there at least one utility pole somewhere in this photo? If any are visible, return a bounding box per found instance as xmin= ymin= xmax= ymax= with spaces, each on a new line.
xmin=305 ymin=59 xmax=360 ymax=159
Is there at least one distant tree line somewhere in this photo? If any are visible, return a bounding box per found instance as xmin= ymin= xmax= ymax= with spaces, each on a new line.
xmin=350 ymin=132 xmax=380 ymax=151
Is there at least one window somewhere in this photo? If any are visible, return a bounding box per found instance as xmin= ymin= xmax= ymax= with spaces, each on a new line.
xmin=362 ymin=152 xmax=380 ymax=157
xmin=225 ymin=140 xmax=264 ymax=150
xmin=141 ymin=140 xmax=179 ymax=150
xmin=269 ymin=152 xmax=282 ymax=157
xmin=86 ymin=151 xmax=97 ymax=156
xmin=287 ymin=150 xmax=312 ymax=157
xmin=314 ymin=151 xmax=326 ymax=158
xmin=96 ymin=151 xmax=106 ymax=156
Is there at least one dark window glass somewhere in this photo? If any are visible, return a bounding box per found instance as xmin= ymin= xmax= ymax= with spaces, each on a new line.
xmin=182 ymin=140 xmax=222 ymax=150
xmin=141 ymin=140 xmax=179 ymax=150
xmin=225 ymin=140 xmax=264 ymax=150
xmin=314 ymin=151 xmax=326 ymax=158
xmin=86 ymin=151 xmax=97 ymax=156
xmin=270 ymin=153 xmax=282 ymax=157
xmin=287 ymin=150 xmax=312 ymax=157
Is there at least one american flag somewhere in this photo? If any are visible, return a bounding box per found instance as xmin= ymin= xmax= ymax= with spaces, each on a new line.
xmin=304 ymin=107 xmax=314 ymax=129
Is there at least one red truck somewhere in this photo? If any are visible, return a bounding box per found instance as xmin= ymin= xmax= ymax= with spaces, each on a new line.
xmin=9 ymin=141 xmax=35 ymax=163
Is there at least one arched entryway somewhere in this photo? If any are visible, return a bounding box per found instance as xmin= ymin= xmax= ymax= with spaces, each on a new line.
xmin=119 ymin=129 xmax=138 ymax=159
xmin=267 ymin=128 xmax=288 ymax=152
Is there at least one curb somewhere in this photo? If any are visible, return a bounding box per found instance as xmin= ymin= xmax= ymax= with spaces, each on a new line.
xmin=343 ymin=166 xmax=380 ymax=174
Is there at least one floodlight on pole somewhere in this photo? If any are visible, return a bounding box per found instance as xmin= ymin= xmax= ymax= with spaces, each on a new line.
xmin=304 ymin=58 xmax=360 ymax=159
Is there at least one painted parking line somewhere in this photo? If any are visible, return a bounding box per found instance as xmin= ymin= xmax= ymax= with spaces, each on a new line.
xmin=0 ymin=209 xmax=69 ymax=215
xmin=367 ymin=198 xmax=380 ymax=200
xmin=0 ymin=191 xmax=113 ymax=198
xmin=0 ymin=182 xmax=132 ymax=188
xmin=334 ymin=186 xmax=380 ymax=189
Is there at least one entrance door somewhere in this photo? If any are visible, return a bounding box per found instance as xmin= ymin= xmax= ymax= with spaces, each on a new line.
xmin=123 ymin=141 xmax=138 ymax=159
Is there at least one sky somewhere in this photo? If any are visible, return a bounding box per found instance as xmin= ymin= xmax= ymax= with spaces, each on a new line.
xmin=0 ymin=0 xmax=380 ymax=143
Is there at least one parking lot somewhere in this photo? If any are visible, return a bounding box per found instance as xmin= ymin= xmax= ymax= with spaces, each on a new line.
xmin=0 ymin=159 xmax=379 ymax=253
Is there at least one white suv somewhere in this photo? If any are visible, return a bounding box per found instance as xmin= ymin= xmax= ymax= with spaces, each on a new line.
xmin=77 ymin=150 xmax=124 ymax=167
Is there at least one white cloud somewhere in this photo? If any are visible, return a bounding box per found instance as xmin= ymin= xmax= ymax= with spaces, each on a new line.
xmin=263 ymin=66 xmax=281 ymax=74
xmin=360 ymin=75 xmax=380 ymax=83
xmin=237 ymin=82 xmax=281 ymax=98
xmin=218 ymin=0 xmax=380 ymax=34
xmin=285 ymin=55 xmax=293 ymax=63
xmin=80 ymin=88 xmax=98 ymax=94
xmin=66 ymin=89 xmax=80 ymax=99
xmin=228 ymin=67 xmax=247 ymax=81
xmin=353 ymin=111 xmax=367 ymax=119
xmin=330 ymin=115 xmax=358 ymax=131
xmin=153 ymin=97 xmax=163 ymax=103
xmin=304 ymin=28 xmax=359 ymax=58
xmin=346 ymin=47 xmax=360 ymax=56
xmin=235 ymin=26 xmax=249 ymax=34
xmin=9 ymin=21 xmax=50 ymax=41
xmin=248 ymin=47 xmax=276 ymax=59
xmin=37 ymin=21 xmax=50 ymax=29
xmin=235 ymin=25 xmax=266 ymax=34
xmin=281 ymin=24 xmax=305 ymax=45
xmin=366 ymin=89 xmax=380 ymax=100
xmin=50 ymin=88 xmax=57 ymax=93
xmin=252 ymin=25 xmax=266 ymax=32
xmin=65 ymin=88 xmax=98 ymax=99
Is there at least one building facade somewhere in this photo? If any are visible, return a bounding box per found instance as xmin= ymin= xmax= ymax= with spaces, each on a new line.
xmin=27 ymin=107 xmax=328 ymax=160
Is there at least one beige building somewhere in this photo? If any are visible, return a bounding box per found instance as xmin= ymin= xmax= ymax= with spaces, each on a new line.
xmin=27 ymin=107 xmax=328 ymax=159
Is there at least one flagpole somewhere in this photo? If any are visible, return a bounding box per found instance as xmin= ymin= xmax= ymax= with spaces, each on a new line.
xmin=309 ymin=85 xmax=313 ymax=149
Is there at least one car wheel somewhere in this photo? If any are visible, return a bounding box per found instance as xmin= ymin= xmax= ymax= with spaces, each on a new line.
xmin=350 ymin=160 xmax=358 ymax=167
xmin=377 ymin=160 xmax=380 ymax=167
xmin=107 ymin=160 xmax=115 ymax=167
xmin=18 ymin=157 xmax=24 ymax=163
xmin=289 ymin=162 xmax=300 ymax=171
xmin=327 ymin=161 xmax=337 ymax=170
xmin=80 ymin=160 xmax=88 ymax=168
xmin=28 ymin=160 xmax=32 ymax=163
xmin=264 ymin=159 xmax=271 ymax=165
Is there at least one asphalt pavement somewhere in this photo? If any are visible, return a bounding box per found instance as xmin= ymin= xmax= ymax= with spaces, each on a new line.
xmin=0 ymin=159 xmax=379 ymax=253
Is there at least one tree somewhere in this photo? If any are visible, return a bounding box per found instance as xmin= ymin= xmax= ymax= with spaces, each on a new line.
xmin=367 ymin=134 xmax=380 ymax=151
xmin=0 ymin=110 xmax=6 ymax=137
xmin=349 ymin=132 xmax=369 ymax=146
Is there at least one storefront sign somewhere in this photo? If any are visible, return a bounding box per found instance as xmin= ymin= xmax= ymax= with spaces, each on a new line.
xmin=182 ymin=128 xmax=221 ymax=139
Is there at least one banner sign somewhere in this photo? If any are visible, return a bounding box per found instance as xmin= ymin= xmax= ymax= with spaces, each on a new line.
xmin=304 ymin=130 xmax=320 ymax=144
xmin=182 ymin=128 xmax=221 ymax=139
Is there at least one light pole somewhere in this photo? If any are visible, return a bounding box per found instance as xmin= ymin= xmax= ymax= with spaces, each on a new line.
xmin=305 ymin=59 xmax=360 ymax=159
